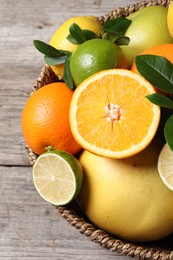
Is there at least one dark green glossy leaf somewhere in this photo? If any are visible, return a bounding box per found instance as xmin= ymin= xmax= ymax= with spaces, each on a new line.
xmin=69 ymin=23 xmax=87 ymax=44
xmin=66 ymin=34 xmax=79 ymax=44
xmin=67 ymin=24 xmax=98 ymax=44
xmin=63 ymin=56 xmax=75 ymax=89
xmin=33 ymin=40 xmax=71 ymax=57
xmin=44 ymin=55 xmax=67 ymax=65
xmin=102 ymin=17 xmax=131 ymax=45
xmin=103 ymin=17 xmax=131 ymax=36
xmin=156 ymin=107 xmax=173 ymax=140
xmin=146 ymin=93 xmax=173 ymax=109
xmin=164 ymin=115 xmax=173 ymax=151
xmin=83 ymin=29 xmax=98 ymax=40
xmin=136 ymin=55 xmax=173 ymax=94
xmin=106 ymin=32 xmax=120 ymax=42
xmin=115 ymin=36 xmax=130 ymax=46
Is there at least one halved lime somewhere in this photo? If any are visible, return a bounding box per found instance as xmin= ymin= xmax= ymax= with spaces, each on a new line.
xmin=158 ymin=143 xmax=173 ymax=191
xmin=32 ymin=150 xmax=83 ymax=206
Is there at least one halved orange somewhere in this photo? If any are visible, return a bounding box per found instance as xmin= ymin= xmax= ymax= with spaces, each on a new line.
xmin=69 ymin=69 xmax=160 ymax=158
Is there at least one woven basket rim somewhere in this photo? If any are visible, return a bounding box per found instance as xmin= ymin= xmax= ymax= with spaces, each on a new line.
xmin=26 ymin=0 xmax=173 ymax=259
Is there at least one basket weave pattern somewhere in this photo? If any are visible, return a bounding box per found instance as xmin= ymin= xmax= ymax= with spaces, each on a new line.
xmin=27 ymin=0 xmax=173 ymax=259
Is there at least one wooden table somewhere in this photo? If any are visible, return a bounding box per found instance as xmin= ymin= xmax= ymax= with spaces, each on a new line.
xmin=0 ymin=0 xmax=143 ymax=258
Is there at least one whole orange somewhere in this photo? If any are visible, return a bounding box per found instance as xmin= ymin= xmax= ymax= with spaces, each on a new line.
xmin=21 ymin=82 xmax=81 ymax=155
xmin=131 ymin=43 xmax=173 ymax=93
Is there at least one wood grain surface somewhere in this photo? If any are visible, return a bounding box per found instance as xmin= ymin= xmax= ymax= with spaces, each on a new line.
xmin=0 ymin=0 xmax=144 ymax=259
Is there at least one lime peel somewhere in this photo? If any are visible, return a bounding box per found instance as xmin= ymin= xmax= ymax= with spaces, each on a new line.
xmin=158 ymin=143 xmax=173 ymax=191
xmin=32 ymin=150 xmax=83 ymax=206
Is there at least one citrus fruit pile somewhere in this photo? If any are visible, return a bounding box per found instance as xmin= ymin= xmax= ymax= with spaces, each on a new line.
xmin=21 ymin=2 xmax=173 ymax=243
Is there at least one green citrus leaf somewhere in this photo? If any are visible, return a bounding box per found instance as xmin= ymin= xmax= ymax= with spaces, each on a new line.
xmin=33 ymin=40 xmax=71 ymax=57
xmin=136 ymin=55 xmax=173 ymax=94
xmin=66 ymin=34 xmax=80 ymax=44
xmin=67 ymin=24 xmax=98 ymax=44
xmin=146 ymin=93 xmax=173 ymax=109
xmin=106 ymin=34 xmax=118 ymax=42
xmin=63 ymin=56 xmax=75 ymax=89
xmin=102 ymin=17 xmax=131 ymax=45
xmin=44 ymin=55 xmax=67 ymax=65
xmin=103 ymin=17 xmax=131 ymax=35
xmin=115 ymin=36 xmax=130 ymax=46
xmin=68 ymin=23 xmax=87 ymax=44
xmin=82 ymin=29 xmax=98 ymax=40
xmin=164 ymin=115 xmax=173 ymax=151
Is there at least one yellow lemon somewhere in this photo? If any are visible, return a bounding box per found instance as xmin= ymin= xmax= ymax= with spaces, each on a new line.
xmin=49 ymin=16 xmax=102 ymax=79
xmin=167 ymin=0 xmax=173 ymax=37
xmin=78 ymin=138 xmax=173 ymax=242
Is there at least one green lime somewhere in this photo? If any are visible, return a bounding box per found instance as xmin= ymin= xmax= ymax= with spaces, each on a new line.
xmin=158 ymin=143 xmax=173 ymax=191
xmin=70 ymin=39 xmax=122 ymax=86
xmin=32 ymin=150 xmax=83 ymax=206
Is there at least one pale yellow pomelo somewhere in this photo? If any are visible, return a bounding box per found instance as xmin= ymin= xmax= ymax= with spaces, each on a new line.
xmin=78 ymin=139 xmax=173 ymax=242
xmin=49 ymin=16 xmax=102 ymax=79
xmin=121 ymin=6 xmax=173 ymax=67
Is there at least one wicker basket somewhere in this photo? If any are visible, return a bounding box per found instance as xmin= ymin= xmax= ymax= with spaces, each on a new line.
xmin=27 ymin=0 xmax=173 ymax=259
